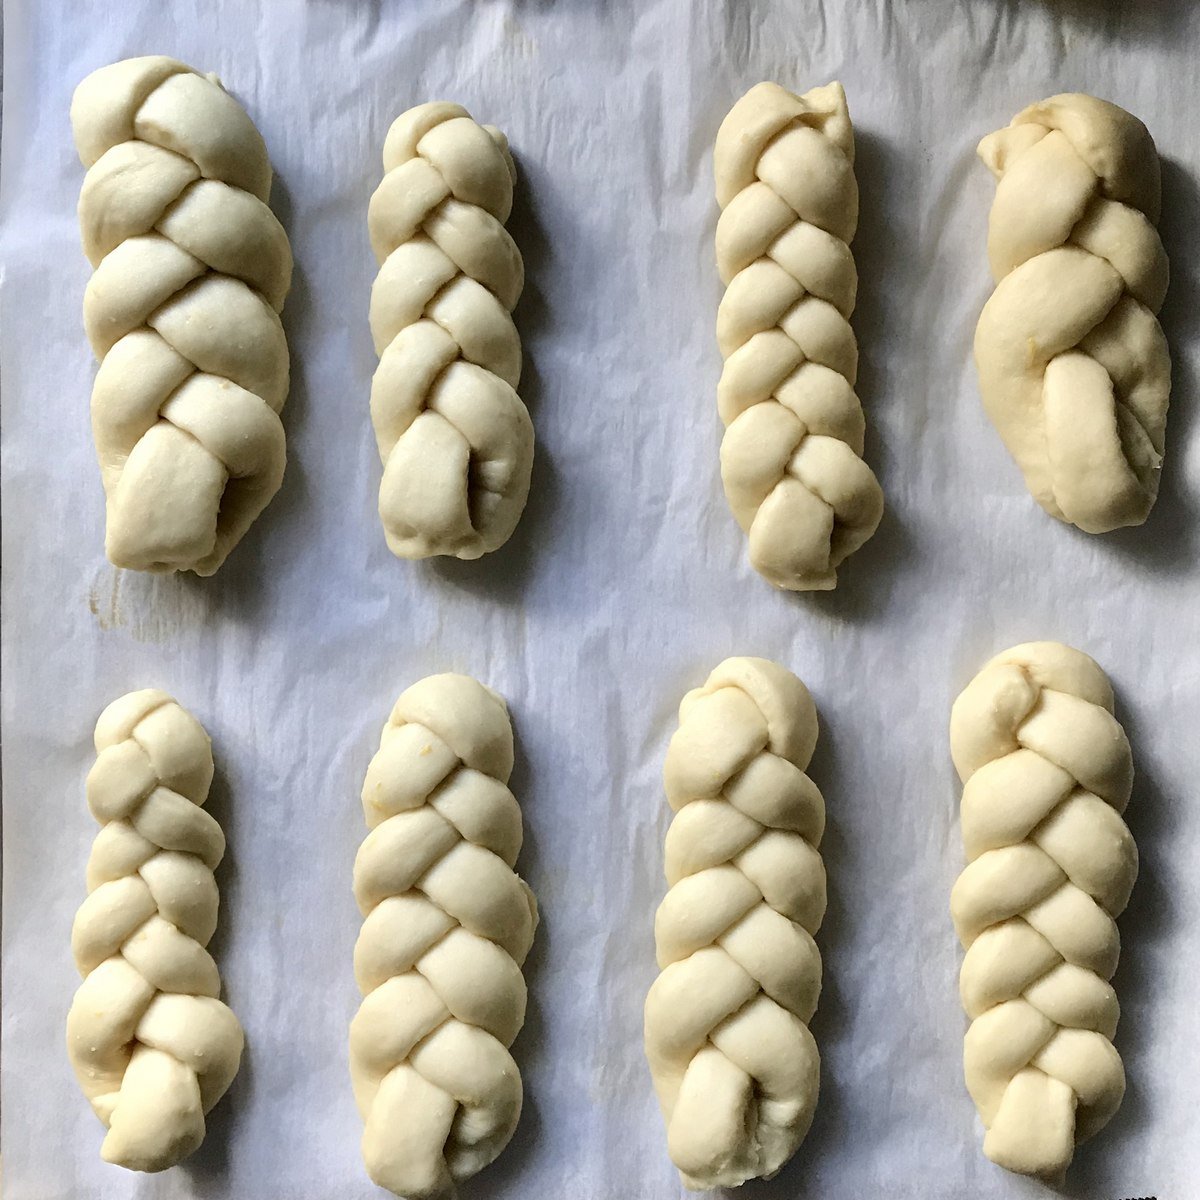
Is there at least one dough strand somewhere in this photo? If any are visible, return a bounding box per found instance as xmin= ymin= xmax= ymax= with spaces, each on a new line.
xmin=368 ymin=103 xmax=534 ymax=560
xmin=645 ymin=657 xmax=825 ymax=1188
xmin=67 ymin=690 xmax=242 ymax=1172
xmin=352 ymin=674 xmax=538 ymax=1198
xmin=974 ymin=94 xmax=1171 ymax=532
xmin=713 ymin=81 xmax=883 ymax=591
xmin=72 ymin=56 xmax=293 ymax=575
xmin=950 ymin=642 xmax=1137 ymax=1176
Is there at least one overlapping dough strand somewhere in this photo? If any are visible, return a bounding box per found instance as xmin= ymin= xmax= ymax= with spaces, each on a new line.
xmin=351 ymin=674 xmax=538 ymax=1198
xmin=67 ymin=690 xmax=242 ymax=1172
xmin=645 ymin=657 xmax=826 ymax=1189
xmin=368 ymin=103 xmax=533 ymax=560
xmin=72 ymin=55 xmax=292 ymax=575
xmin=950 ymin=642 xmax=1138 ymax=1177
xmin=974 ymin=94 xmax=1170 ymax=532
xmin=714 ymin=81 xmax=883 ymax=591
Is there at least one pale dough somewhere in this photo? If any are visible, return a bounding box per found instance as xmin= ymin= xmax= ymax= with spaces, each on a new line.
xmin=645 ymin=657 xmax=825 ymax=1189
xmin=713 ymin=81 xmax=884 ymax=591
xmin=368 ymin=103 xmax=534 ymax=560
xmin=974 ymin=93 xmax=1171 ymax=533
xmin=71 ymin=55 xmax=292 ymax=575
xmin=67 ymin=690 xmax=243 ymax=1172
xmin=950 ymin=642 xmax=1137 ymax=1177
xmin=352 ymin=674 xmax=538 ymax=1198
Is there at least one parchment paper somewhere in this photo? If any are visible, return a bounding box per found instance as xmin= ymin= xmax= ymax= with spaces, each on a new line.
xmin=3 ymin=1 xmax=1199 ymax=1197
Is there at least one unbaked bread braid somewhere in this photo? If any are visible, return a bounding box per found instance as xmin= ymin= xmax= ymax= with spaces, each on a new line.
xmin=67 ymin=690 xmax=242 ymax=1172
xmin=351 ymin=674 xmax=538 ymax=1198
xmin=368 ymin=103 xmax=533 ymax=560
xmin=713 ymin=81 xmax=883 ymax=592
xmin=72 ymin=55 xmax=292 ymax=575
xmin=974 ymin=94 xmax=1171 ymax=533
xmin=950 ymin=642 xmax=1137 ymax=1177
xmin=645 ymin=657 xmax=826 ymax=1189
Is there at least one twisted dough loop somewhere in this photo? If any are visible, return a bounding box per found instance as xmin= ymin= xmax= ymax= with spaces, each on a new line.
xmin=67 ymin=691 xmax=242 ymax=1172
xmin=974 ymin=94 xmax=1170 ymax=533
xmin=369 ymin=102 xmax=533 ymax=560
xmin=714 ymin=81 xmax=883 ymax=591
xmin=950 ymin=643 xmax=1137 ymax=1177
xmin=72 ymin=55 xmax=292 ymax=575
xmin=352 ymin=674 xmax=537 ymax=1198
xmin=645 ymin=657 xmax=825 ymax=1189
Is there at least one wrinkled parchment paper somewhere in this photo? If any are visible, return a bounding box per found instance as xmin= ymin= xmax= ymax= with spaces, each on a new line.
xmin=3 ymin=1 xmax=1199 ymax=1197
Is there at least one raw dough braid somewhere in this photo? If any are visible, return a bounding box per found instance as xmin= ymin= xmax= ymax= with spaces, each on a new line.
xmin=72 ymin=55 xmax=292 ymax=575
xmin=352 ymin=674 xmax=538 ymax=1198
xmin=974 ymin=94 xmax=1171 ymax=533
xmin=713 ymin=81 xmax=883 ymax=591
xmin=950 ymin=642 xmax=1137 ymax=1177
xmin=645 ymin=657 xmax=826 ymax=1189
xmin=67 ymin=690 xmax=242 ymax=1172
xmin=368 ymin=102 xmax=533 ymax=560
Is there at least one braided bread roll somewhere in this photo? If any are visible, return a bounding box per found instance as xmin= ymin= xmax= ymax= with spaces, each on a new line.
xmin=71 ymin=56 xmax=292 ymax=575
xmin=950 ymin=642 xmax=1138 ymax=1177
xmin=368 ymin=103 xmax=533 ymax=560
xmin=645 ymin=657 xmax=825 ymax=1189
xmin=974 ymin=94 xmax=1170 ymax=533
xmin=352 ymin=674 xmax=538 ymax=1197
xmin=714 ymin=82 xmax=883 ymax=591
xmin=67 ymin=691 xmax=242 ymax=1171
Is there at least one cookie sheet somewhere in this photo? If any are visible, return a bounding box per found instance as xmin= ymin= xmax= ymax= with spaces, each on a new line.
xmin=3 ymin=1 xmax=1199 ymax=1197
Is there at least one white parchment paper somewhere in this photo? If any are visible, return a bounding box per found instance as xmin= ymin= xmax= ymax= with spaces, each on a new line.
xmin=3 ymin=1 xmax=1199 ymax=1197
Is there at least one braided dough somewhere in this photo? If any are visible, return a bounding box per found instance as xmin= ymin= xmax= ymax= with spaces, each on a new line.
xmin=974 ymin=94 xmax=1170 ymax=533
xmin=67 ymin=691 xmax=242 ymax=1171
xmin=714 ymin=82 xmax=883 ymax=591
xmin=72 ymin=56 xmax=292 ymax=575
xmin=368 ymin=103 xmax=533 ymax=560
xmin=352 ymin=674 xmax=538 ymax=1198
xmin=950 ymin=643 xmax=1137 ymax=1177
xmin=645 ymin=657 xmax=825 ymax=1189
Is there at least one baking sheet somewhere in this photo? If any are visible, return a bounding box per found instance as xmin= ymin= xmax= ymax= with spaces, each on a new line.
xmin=3 ymin=1 xmax=1199 ymax=1197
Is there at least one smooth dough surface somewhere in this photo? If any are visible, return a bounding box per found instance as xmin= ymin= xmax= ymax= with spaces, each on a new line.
xmin=974 ymin=93 xmax=1170 ymax=533
xmin=67 ymin=690 xmax=243 ymax=1172
xmin=713 ymin=81 xmax=883 ymax=591
xmin=351 ymin=673 xmax=538 ymax=1198
xmin=368 ymin=102 xmax=533 ymax=560
xmin=950 ymin=642 xmax=1137 ymax=1177
xmin=71 ymin=55 xmax=292 ymax=575
xmin=645 ymin=656 xmax=825 ymax=1189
